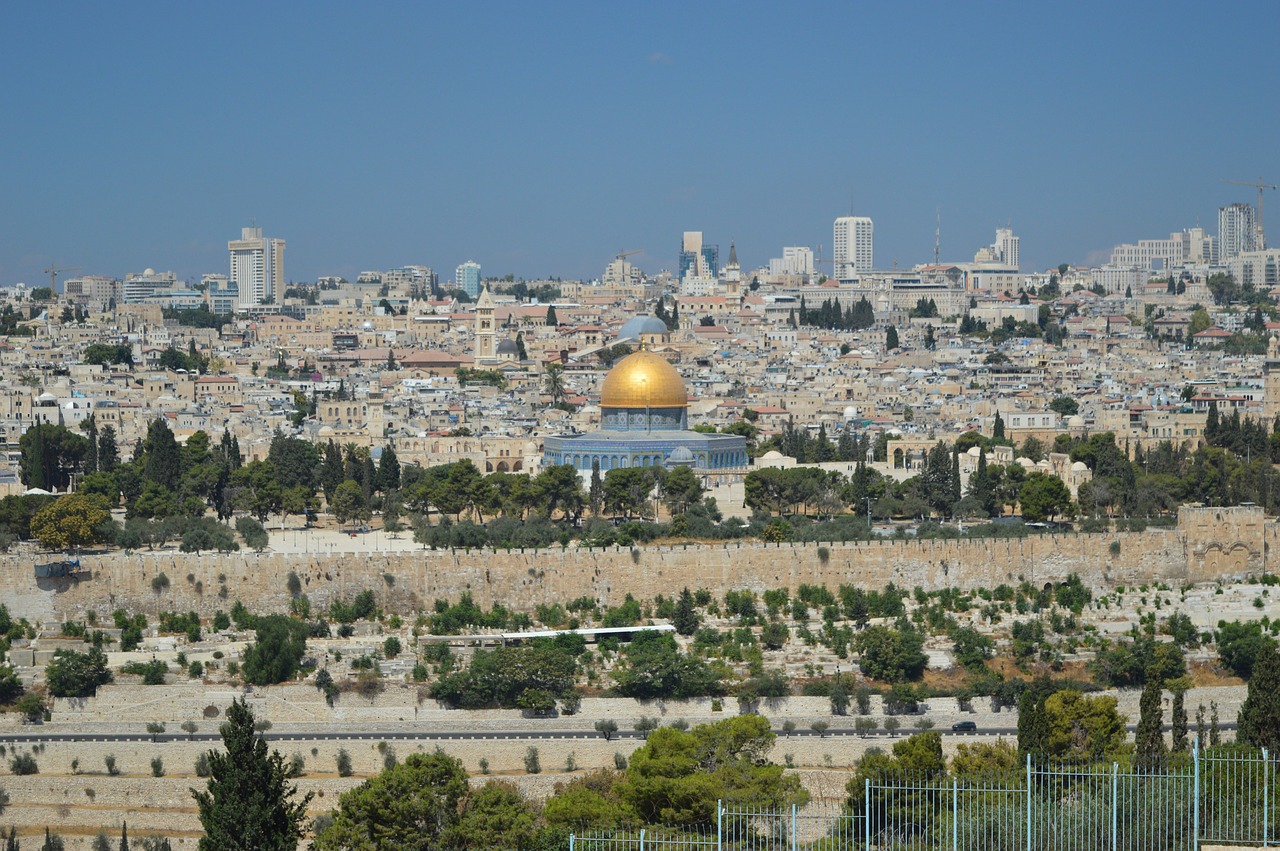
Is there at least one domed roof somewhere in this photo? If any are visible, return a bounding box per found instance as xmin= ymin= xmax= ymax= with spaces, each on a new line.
xmin=496 ymin=338 xmax=519 ymax=355
xmin=668 ymin=446 xmax=695 ymax=465
xmin=616 ymin=314 xmax=669 ymax=340
xmin=600 ymin=348 xmax=687 ymax=409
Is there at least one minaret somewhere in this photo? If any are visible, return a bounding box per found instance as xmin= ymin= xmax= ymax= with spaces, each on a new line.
xmin=475 ymin=285 xmax=496 ymax=361
xmin=724 ymin=240 xmax=742 ymax=309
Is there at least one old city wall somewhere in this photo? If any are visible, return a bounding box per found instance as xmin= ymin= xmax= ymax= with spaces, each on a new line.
xmin=0 ymin=506 xmax=1268 ymax=622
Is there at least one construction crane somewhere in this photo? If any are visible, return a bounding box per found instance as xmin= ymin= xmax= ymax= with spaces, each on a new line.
xmin=42 ymin=263 xmax=79 ymax=293
xmin=1221 ymin=177 xmax=1277 ymax=249
xmin=614 ymin=249 xmax=643 ymax=263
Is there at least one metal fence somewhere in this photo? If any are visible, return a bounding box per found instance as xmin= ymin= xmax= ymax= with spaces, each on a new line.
xmin=571 ymin=744 xmax=1277 ymax=851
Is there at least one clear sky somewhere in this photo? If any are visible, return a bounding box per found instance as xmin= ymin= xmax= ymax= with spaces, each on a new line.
xmin=2 ymin=0 xmax=1277 ymax=288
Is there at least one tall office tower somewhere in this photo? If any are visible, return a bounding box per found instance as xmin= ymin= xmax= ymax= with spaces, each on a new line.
xmin=833 ymin=216 xmax=874 ymax=278
xmin=1220 ymin=203 xmax=1257 ymax=260
xmin=678 ymin=231 xmax=719 ymax=281
xmin=228 ymin=226 xmax=285 ymax=309
xmin=455 ymin=260 xmax=481 ymax=298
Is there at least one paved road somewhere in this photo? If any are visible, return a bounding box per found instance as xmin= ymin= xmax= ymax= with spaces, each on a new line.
xmin=0 ymin=723 xmax=1229 ymax=746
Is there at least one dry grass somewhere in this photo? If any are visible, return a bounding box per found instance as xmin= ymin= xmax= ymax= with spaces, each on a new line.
xmin=1188 ymin=659 xmax=1244 ymax=687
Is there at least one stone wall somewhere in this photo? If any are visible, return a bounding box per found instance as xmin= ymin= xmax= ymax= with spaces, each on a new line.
xmin=1 ymin=506 xmax=1270 ymax=623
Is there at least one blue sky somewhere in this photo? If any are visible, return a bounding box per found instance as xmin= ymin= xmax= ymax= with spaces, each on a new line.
xmin=2 ymin=1 xmax=1277 ymax=287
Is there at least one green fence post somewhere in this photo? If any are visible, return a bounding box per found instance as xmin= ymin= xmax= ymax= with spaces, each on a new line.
xmin=865 ymin=778 xmax=871 ymax=851
xmin=1193 ymin=738 xmax=1201 ymax=851
xmin=1112 ymin=762 xmax=1119 ymax=851
xmin=952 ymin=776 xmax=959 ymax=851
xmin=1026 ymin=752 xmax=1033 ymax=851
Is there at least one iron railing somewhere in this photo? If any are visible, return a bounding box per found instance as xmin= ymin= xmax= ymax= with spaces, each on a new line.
xmin=571 ymin=742 xmax=1277 ymax=850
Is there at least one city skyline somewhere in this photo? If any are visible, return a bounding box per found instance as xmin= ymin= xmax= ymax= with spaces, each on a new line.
xmin=2 ymin=1 xmax=1277 ymax=286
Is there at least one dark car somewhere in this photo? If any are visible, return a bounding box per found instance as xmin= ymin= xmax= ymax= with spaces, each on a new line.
xmin=951 ymin=721 xmax=977 ymax=732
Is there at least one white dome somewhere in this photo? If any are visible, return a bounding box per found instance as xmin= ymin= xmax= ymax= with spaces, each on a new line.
xmin=144 ymin=268 xmax=155 ymax=276
xmin=843 ymin=406 xmax=858 ymax=420
xmin=1071 ymin=461 xmax=1089 ymax=472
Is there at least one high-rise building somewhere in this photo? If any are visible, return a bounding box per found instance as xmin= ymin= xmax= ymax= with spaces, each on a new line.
xmin=833 ymin=216 xmax=873 ymax=279
xmin=768 ymin=247 xmax=814 ymax=277
xmin=228 ymin=226 xmax=285 ymax=309
xmin=973 ymin=227 xmax=1020 ymax=269
xmin=1220 ymin=203 xmax=1257 ymax=261
xmin=678 ymin=232 xmax=719 ymax=282
xmin=455 ymin=261 xmax=481 ymax=298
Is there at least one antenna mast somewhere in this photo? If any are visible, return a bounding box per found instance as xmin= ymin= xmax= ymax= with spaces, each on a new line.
xmin=934 ymin=208 xmax=941 ymax=267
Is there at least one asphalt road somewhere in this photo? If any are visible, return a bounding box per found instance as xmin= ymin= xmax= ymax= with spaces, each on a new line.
xmin=0 ymin=723 xmax=1230 ymax=746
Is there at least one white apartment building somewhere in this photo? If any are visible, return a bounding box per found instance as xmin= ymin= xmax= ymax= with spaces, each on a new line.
xmin=833 ymin=216 xmax=873 ymax=279
xmin=122 ymin=269 xmax=179 ymax=303
xmin=229 ymin=226 xmax=285 ymax=310
xmin=974 ymin=227 xmax=1020 ymax=270
xmin=1230 ymin=249 xmax=1280 ymax=289
xmin=62 ymin=275 xmax=119 ymax=312
xmin=1110 ymin=227 xmax=1217 ymax=270
xmin=768 ymin=246 xmax=814 ymax=277
xmin=1091 ymin=265 xmax=1148 ymax=295
xmin=1220 ymin=203 xmax=1257 ymax=260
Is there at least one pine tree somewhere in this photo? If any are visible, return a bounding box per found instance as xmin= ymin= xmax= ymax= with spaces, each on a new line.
xmin=673 ymin=587 xmax=699 ymax=636
xmin=385 ymin=348 xmax=397 ymax=371
xmin=1135 ymin=678 xmax=1167 ymax=767
xmin=1238 ymin=641 xmax=1280 ymax=752
xmin=39 ymin=829 xmax=63 ymax=851
xmin=516 ymin=331 xmax=527 ymax=360
xmin=948 ymin=451 xmax=961 ymax=512
xmin=1195 ymin=703 xmax=1206 ymax=747
xmin=192 ymin=697 xmax=311 ymax=851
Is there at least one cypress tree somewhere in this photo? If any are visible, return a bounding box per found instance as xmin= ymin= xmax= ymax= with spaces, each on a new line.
xmin=1171 ymin=688 xmax=1188 ymax=753
xmin=192 ymin=697 xmax=311 ymax=851
xmin=992 ymin=411 xmax=1006 ymax=441
xmin=1238 ymin=641 xmax=1280 ymax=752
xmin=546 ymin=304 xmax=558 ymax=326
xmin=1135 ymin=678 xmax=1167 ymax=767
xmin=83 ymin=414 xmax=99 ymax=474
xmin=885 ymin=325 xmax=899 ymax=350
xmin=118 ymin=822 xmax=128 ymax=851
xmin=378 ymin=445 xmax=401 ymax=492
xmin=588 ymin=459 xmax=603 ymax=516
xmin=1017 ymin=690 xmax=1048 ymax=761
xmin=98 ymin=425 xmax=119 ymax=472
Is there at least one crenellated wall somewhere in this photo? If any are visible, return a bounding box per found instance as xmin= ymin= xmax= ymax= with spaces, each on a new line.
xmin=0 ymin=506 xmax=1270 ymax=622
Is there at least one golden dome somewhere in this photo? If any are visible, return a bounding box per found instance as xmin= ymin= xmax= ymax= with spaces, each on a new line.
xmin=600 ymin=348 xmax=687 ymax=409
